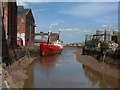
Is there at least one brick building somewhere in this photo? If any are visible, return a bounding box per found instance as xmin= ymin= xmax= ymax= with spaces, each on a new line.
xmin=0 ymin=2 xmax=2 ymax=59
xmin=34 ymin=32 xmax=59 ymax=43
xmin=2 ymin=2 xmax=17 ymax=65
xmin=34 ymin=32 xmax=59 ymax=46
xmin=3 ymin=2 xmax=17 ymax=49
xmin=50 ymin=33 xmax=59 ymax=43
xmin=17 ymin=6 xmax=35 ymax=46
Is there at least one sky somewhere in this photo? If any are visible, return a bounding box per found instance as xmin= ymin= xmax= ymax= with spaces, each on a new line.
xmin=16 ymin=1 xmax=118 ymax=43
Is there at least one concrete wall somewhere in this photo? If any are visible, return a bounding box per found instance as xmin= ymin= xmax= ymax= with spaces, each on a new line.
xmin=85 ymin=34 xmax=93 ymax=42
xmin=96 ymin=30 xmax=119 ymax=42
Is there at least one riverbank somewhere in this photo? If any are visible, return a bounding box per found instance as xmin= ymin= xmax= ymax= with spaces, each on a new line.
xmin=84 ymin=48 xmax=120 ymax=67
xmin=76 ymin=48 xmax=120 ymax=80
xmin=2 ymin=46 xmax=40 ymax=88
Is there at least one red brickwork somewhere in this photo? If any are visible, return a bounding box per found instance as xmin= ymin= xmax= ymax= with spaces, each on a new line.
xmin=17 ymin=16 xmax=26 ymax=34
xmin=50 ymin=34 xmax=59 ymax=43
xmin=2 ymin=2 xmax=18 ymax=65
xmin=17 ymin=7 xmax=35 ymax=46
xmin=3 ymin=2 xmax=17 ymax=50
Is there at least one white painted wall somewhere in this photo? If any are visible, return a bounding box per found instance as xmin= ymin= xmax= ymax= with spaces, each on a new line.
xmin=17 ymin=33 xmax=25 ymax=46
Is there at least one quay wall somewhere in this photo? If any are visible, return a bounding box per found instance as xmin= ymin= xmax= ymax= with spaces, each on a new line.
xmin=2 ymin=46 xmax=40 ymax=88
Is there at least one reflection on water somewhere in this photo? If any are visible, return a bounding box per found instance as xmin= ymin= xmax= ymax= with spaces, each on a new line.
xmin=82 ymin=65 xmax=119 ymax=88
xmin=39 ymin=55 xmax=61 ymax=70
xmin=24 ymin=47 xmax=119 ymax=88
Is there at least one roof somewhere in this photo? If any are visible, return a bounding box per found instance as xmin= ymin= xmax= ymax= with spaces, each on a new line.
xmin=51 ymin=33 xmax=59 ymax=36
xmin=18 ymin=6 xmax=30 ymax=16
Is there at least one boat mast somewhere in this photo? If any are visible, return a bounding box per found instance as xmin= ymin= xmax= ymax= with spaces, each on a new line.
xmin=58 ymin=31 xmax=60 ymax=40
xmin=47 ymin=31 xmax=51 ymax=44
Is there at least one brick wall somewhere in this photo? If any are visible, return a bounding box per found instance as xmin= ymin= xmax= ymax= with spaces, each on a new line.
xmin=0 ymin=2 xmax=2 ymax=58
xmin=1 ymin=2 xmax=9 ymax=63
xmin=17 ymin=8 xmax=35 ymax=46
xmin=50 ymin=34 xmax=59 ymax=43
xmin=10 ymin=2 xmax=17 ymax=48
xmin=17 ymin=16 xmax=26 ymax=34
xmin=2 ymin=2 xmax=17 ymax=65
xmin=25 ymin=10 xmax=35 ymax=46
xmin=3 ymin=2 xmax=8 ymax=40
xmin=3 ymin=2 xmax=17 ymax=49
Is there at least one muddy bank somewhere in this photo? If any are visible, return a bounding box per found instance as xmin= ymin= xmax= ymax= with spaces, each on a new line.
xmin=2 ymin=46 xmax=40 ymax=88
xmin=76 ymin=48 xmax=120 ymax=80
xmin=84 ymin=48 xmax=120 ymax=67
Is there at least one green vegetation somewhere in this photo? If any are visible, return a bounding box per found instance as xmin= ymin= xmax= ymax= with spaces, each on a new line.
xmin=85 ymin=39 xmax=99 ymax=48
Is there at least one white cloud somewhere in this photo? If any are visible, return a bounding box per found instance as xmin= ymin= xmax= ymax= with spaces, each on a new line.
xmin=83 ymin=30 xmax=91 ymax=33
xmin=101 ymin=24 xmax=113 ymax=28
xmin=59 ymin=3 xmax=118 ymax=17
xmin=102 ymin=25 xmax=107 ymax=28
xmin=50 ymin=22 xmax=59 ymax=29
xmin=59 ymin=28 xmax=91 ymax=33
xmin=17 ymin=0 xmax=28 ymax=7
xmin=33 ymin=8 xmax=49 ymax=12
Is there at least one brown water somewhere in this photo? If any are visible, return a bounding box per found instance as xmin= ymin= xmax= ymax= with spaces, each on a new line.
xmin=24 ymin=47 xmax=119 ymax=88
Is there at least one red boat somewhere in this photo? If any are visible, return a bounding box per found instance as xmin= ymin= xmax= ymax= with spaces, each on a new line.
xmin=39 ymin=40 xmax=63 ymax=56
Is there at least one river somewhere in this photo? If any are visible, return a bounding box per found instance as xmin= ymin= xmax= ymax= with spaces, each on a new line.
xmin=24 ymin=47 xmax=119 ymax=88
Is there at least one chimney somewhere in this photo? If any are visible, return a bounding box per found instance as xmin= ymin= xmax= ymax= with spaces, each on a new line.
xmin=18 ymin=6 xmax=24 ymax=11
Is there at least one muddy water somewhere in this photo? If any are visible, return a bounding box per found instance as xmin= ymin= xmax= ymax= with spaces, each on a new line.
xmin=24 ymin=47 xmax=119 ymax=88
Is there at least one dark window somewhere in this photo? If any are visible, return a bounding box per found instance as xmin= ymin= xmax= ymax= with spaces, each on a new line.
xmin=111 ymin=36 xmax=117 ymax=43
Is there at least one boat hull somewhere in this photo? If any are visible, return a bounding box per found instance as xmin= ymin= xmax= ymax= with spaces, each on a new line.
xmin=40 ymin=43 xmax=63 ymax=56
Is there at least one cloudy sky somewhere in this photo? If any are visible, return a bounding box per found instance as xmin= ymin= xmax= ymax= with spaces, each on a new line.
xmin=17 ymin=1 xmax=118 ymax=43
